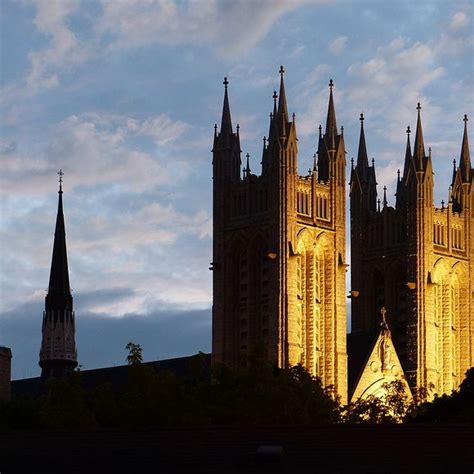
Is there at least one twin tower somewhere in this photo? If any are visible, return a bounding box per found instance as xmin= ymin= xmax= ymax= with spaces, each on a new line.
xmin=211 ymin=67 xmax=473 ymax=403
xmin=37 ymin=66 xmax=472 ymax=404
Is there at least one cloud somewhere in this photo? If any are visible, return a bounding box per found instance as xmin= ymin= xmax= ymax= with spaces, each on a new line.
xmin=26 ymin=0 xmax=89 ymax=93
xmin=0 ymin=112 xmax=190 ymax=195
xmin=328 ymin=36 xmax=347 ymax=55
xmin=97 ymin=0 xmax=329 ymax=57
xmin=0 ymin=302 xmax=211 ymax=379
xmin=450 ymin=11 xmax=469 ymax=30
xmin=345 ymin=39 xmax=445 ymax=142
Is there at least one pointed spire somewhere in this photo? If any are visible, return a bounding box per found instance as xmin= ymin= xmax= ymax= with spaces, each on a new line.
xmin=451 ymin=158 xmax=457 ymax=186
xmin=459 ymin=114 xmax=471 ymax=182
xmin=357 ymin=113 xmax=369 ymax=172
xmin=277 ymin=66 xmax=288 ymax=119
xmin=413 ymin=103 xmax=425 ymax=170
xmin=48 ymin=170 xmax=71 ymax=298
xmin=402 ymin=125 xmax=412 ymax=179
xmin=245 ymin=152 xmax=251 ymax=176
xmin=383 ymin=186 xmax=388 ymax=208
xmin=325 ymin=79 xmax=337 ymax=149
xmin=318 ymin=124 xmax=322 ymax=139
xmin=273 ymin=90 xmax=278 ymax=118
xmin=220 ymin=77 xmax=233 ymax=136
xmin=276 ymin=66 xmax=288 ymax=138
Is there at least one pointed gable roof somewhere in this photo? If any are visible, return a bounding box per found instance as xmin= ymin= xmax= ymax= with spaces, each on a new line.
xmin=350 ymin=308 xmax=412 ymax=403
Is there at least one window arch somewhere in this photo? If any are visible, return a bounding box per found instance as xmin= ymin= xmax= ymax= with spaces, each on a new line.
xmin=296 ymin=231 xmax=326 ymax=377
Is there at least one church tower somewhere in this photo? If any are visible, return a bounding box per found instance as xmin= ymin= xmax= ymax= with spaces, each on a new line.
xmin=349 ymin=107 xmax=473 ymax=398
xmin=39 ymin=171 xmax=78 ymax=379
xmin=212 ymin=68 xmax=348 ymax=403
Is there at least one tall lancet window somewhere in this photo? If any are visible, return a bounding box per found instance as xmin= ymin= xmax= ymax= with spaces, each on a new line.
xmin=296 ymin=239 xmax=323 ymax=377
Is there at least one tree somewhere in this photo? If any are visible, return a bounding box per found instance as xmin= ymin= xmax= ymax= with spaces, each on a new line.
xmin=125 ymin=342 xmax=143 ymax=365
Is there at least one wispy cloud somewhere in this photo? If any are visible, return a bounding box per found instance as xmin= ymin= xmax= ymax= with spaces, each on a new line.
xmin=328 ymin=35 xmax=347 ymax=55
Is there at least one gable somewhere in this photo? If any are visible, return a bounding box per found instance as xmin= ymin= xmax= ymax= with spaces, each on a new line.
xmin=351 ymin=329 xmax=412 ymax=403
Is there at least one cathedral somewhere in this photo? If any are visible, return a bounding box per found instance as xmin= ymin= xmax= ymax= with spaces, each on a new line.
xmin=211 ymin=66 xmax=473 ymax=403
xmin=5 ymin=67 xmax=472 ymax=408
xmin=211 ymin=68 xmax=348 ymax=403
xmin=349 ymin=106 xmax=473 ymax=398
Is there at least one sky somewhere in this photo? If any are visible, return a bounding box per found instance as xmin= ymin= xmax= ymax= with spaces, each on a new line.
xmin=1 ymin=0 xmax=472 ymax=379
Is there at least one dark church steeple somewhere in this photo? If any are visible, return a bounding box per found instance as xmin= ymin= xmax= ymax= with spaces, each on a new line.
xmin=459 ymin=114 xmax=471 ymax=183
xmin=39 ymin=171 xmax=77 ymax=379
xmin=413 ymin=103 xmax=426 ymax=171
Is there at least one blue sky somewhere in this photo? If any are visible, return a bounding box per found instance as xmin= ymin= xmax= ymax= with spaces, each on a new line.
xmin=1 ymin=0 xmax=472 ymax=378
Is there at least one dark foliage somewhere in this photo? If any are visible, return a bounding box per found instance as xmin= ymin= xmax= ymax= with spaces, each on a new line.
xmin=2 ymin=343 xmax=471 ymax=429
xmin=409 ymin=367 xmax=474 ymax=424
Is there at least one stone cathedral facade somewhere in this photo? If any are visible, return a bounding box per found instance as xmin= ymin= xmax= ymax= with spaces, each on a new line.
xmin=211 ymin=68 xmax=348 ymax=402
xmin=350 ymin=106 xmax=473 ymax=397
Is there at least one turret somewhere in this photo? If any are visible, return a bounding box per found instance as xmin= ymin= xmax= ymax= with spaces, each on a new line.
xmin=39 ymin=171 xmax=78 ymax=379
xmin=317 ymin=79 xmax=344 ymax=183
xmin=212 ymin=77 xmax=241 ymax=182
xmin=459 ymin=114 xmax=471 ymax=183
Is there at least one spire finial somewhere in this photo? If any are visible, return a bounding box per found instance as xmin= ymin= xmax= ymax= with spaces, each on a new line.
xmin=406 ymin=125 xmax=411 ymax=136
xmin=377 ymin=198 xmax=381 ymax=212
xmin=273 ymin=90 xmax=278 ymax=102
xmin=360 ymin=113 xmax=364 ymax=122
xmin=441 ymin=199 xmax=445 ymax=209
xmin=292 ymin=112 xmax=296 ymax=122
xmin=397 ymin=169 xmax=400 ymax=181
xmin=313 ymin=152 xmax=318 ymax=172
xmin=351 ymin=157 xmax=354 ymax=169
xmin=372 ymin=157 xmax=375 ymax=166
xmin=383 ymin=185 xmax=387 ymax=207
xmin=341 ymin=125 xmax=344 ymax=135
xmin=318 ymin=124 xmax=322 ymax=138
xmin=464 ymin=114 xmax=468 ymax=125
xmin=236 ymin=123 xmax=240 ymax=134
xmin=329 ymin=78 xmax=334 ymax=90
xmin=223 ymin=77 xmax=229 ymax=89
xmin=416 ymin=102 xmax=421 ymax=112
xmin=279 ymin=65 xmax=285 ymax=77
xmin=57 ymin=169 xmax=64 ymax=193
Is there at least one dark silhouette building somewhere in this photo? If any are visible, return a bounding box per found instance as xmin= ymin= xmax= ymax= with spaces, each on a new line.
xmin=39 ymin=172 xmax=78 ymax=379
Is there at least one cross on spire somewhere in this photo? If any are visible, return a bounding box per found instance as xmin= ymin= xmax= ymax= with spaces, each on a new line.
xmin=279 ymin=65 xmax=285 ymax=76
xmin=464 ymin=114 xmax=468 ymax=125
xmin=406 ymin=125 xmax=411 ymax=135
xmin=57 ymin=169 xmax=64 ymax=192
xmin=223 ymin=77 xmax=229 ymax=89
xmin=360 ymin=113 xmax=364 ymax=122
xmin=416 ymin=102 xmax=421 ymax=112
xmin=329 ymin=79 xmax=334 ymax=89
